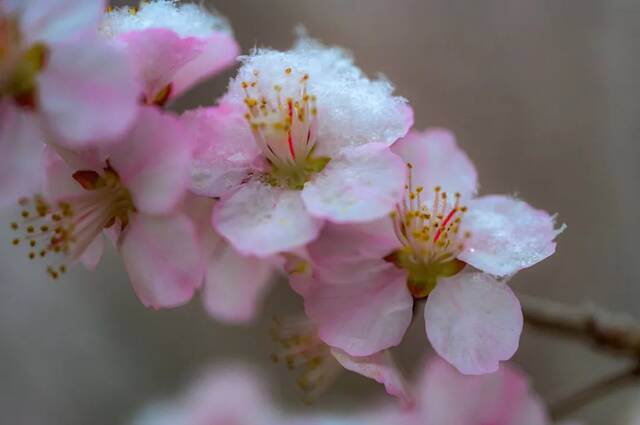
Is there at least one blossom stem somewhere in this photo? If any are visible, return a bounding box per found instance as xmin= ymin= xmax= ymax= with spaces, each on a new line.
xmin=519 ymin=293 xmax=640 ymax=418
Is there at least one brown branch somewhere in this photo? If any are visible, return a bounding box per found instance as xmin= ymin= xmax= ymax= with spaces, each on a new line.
xmin=520 ymin=294 xmax=640 ymax=419
xmin=519 ymin=293 xmax=640 ymax=358
xmin=549 ymin=365 xmax=640 ymax=420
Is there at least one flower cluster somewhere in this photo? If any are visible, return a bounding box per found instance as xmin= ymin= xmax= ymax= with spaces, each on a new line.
xmin=127 ymin=358 xmax=566 ymax=425
xmin=0 ymin=0 xmax=564 ymax=403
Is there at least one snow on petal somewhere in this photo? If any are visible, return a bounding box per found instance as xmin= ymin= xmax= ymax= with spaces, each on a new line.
xmin=302 ymin=143 xmax=406 ymax=223
xmin=0 ymin=103 xmax=44 ymax=208
xmin=213 ymin=181 xmax=323 ymax=257
xmin=391 ymin=128 xmax=478 ymax=202
xmin=331 ymin=348 xmax=413 ymax=406
xmin=100 ymin=0 xmax=238 ymax=101
xmin=120 ymin=214 xmax=203 ymax=309
xmin=101 ymin=0 xmax=231 ymax=38
xmin=12 ymin=0 xmax=103 ymax=45
xmin=203 ymin=241 xmax=274 ymax=323
xmin=108 ymin=107 xmax=192 ymax=216
xmin=303 ymin=265 xmax=413 ymax=356
xmin=425 ymin=272 xmax=523 ymax=375
xmin=459 ymin=195 xmax=565 ymax=277
xmin=184 ymin=104 xmax=260 ymax=197
xmin=225 ymin=36 xmax=411 ymax=158
xmin=38 ymin=38 xmax=139 ymax=145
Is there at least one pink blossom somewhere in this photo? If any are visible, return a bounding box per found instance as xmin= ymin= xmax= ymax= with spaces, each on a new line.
xmin=270 ymin=315 xmax=412 ymax=404
xmin=295 ymin=129 xmax=564 ymax=374
xmin=184 ymin=194 xmax=275 ymax=323
xmin=10 ymin=107 xmax=202 ymax=309
xmin=386 ymin=357 xmax=551 ymax=425
xmin=188 ymin=36 xmax=413 ymax=257
xmin=100 ymin=0 xmax=239 ymax=106
xmin=129 ymin=365 xmax=279 ymax=425
xmin=0 ymin=0 xmax=139 ymax=207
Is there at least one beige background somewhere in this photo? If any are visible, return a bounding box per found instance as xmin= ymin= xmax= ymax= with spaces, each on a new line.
xmin=1 ymin=1 xmax=639 ymax=423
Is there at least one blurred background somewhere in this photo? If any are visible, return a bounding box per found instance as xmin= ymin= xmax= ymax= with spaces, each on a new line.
xmin=1 ymin=0 xmax=639 ymax=423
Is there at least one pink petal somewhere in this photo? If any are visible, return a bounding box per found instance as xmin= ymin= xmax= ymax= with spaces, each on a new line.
xmin=458 ymin=195 xmax=565 ymax=276
xmin=203 ymin=241 xmax=274 ymax=323
xmin=38 ymin=38 xmax=139 ymax=145
xmin=425 ymin=272 xmax=523 ymax=375
xmin=306 ymin=221 xmax=400 ymax=284
xmin=417 ymin=357 xmax=547 ymax=425
xmin=108 ymin=107 xmax=192 ymax=216
xmin=213 ymin=181 xmax=323 ymax=257
xmin=182 ymin=365 xmax=275 ymax=425
xmin=302 ymin=143 xmax=406 ymax=223
xmin=120 ymin=214 xmax=204 ymax=309
xmin=331 ymin=348 xmax=413 ymax=406
xmin=184 ymin=104 xmax=259 ymax=197
xmin=303 ymin=265 xmax=413 ymax=356
xmin=172 ymin=32 xmax=239 ymax=98
xmin=0 ymin=103 xmax=44 ymax=208
xmin=42 ymin=146 xmax=89 ymax=202
xmin=391 ymin=128 xmax=478 ymax=202
xmin=117 ymin=28 xmax=204 ymax=102
xmin=79 ymin=234 xmax=104 ymax=270
xmin=11 ymin=0 xmax=103 ymax=44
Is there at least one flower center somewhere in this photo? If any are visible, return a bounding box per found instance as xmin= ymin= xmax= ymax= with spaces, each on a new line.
xmin=387 ymin=163 xmax=470 ymax=298
xmin=0 ymin=13 xmax=48 ymax=109
xmin=242 ymin=67 xmax=329 ymax=190
xmin=9 ymin=165 xmax=135 ymax=278
xmin=270 ymin=316 xmax=341 ymax=403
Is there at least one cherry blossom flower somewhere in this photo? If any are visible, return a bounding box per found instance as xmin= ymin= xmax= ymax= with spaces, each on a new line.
xmin=270 ymin=315 xmax=411 ymax=404
xmin=9 ymin=107 xmax=202 ymax=309
xmin=188 ymin=36 xmax=413 ymax=257
xmin=184 ymin=194 xmax=276 ymax=323
xmin=0 ymin=0 xmax=139 ymax=207
xmin=380 ymin=357 xmax=551 ymax=425
xmin=294 ymin=129 xmax=565 ymax=374
xmin=129 ymin=365 xmax=280 ymax=425
xmin=100 ymin=0 xmax=239 ymax=106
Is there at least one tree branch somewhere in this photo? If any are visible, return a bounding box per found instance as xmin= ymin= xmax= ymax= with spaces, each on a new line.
xmin=519 ymin=293 xmax=640 ymax=358
xmin=549 ymin=365 xmax=640 ymax=420
xmin=519 ymin=294 xmax=640 ymax=419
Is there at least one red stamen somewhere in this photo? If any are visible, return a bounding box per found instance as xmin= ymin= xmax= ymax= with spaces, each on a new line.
xmin=433 ymin=208 xmax=458 ymax=243
xmin=287 ymin=99 xmax=296 ymax=160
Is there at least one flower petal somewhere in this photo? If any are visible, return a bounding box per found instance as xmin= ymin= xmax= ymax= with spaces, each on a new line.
xmin=213 ymin=181 xmax=323 ymax=257
xmin=203 ymin=241 xmax=274 ymax=323
xmin=120 ymin=214 xmax=203 ymax=309
xmin=303 ymin=265 xmax=413 ymax=356
xmin=306 ymin=221 xmax=400 ymax=284
xmin=172 ymin=32 xmax=239 ymax=97
xmin=425 ymin=272 xmax=523 ymax=375
xmin=0 ymin=103 xmax=44 ymax=208
xmin=11 ymin=0 xmax=103 ymax=44
xmin=459 ymin=195 xmax=565 ymax=276
xmin=117 ymin=28 xmax=204 ymax=102
xmin=417 ymin=357 xmax=546 ymax=425
xmin=108 ymin=107 xmax=192 ymax=216
xmin=331 ymin=348 xmax=413 ymax=406
xmin=302 ymin=143 xmax=406 ymax=223
xmin=392 ymin=128 xmax=478 ymax=202
xmin=79 ymin=234 xmax=104 ymax=270
xmin=184 ymin=104 xmax=259 ymax=197
xmin=38 ymin=39 xmax=139 ymax=145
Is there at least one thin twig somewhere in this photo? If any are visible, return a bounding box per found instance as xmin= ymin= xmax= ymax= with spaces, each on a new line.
xmin=550 ymin=365 xmax=640 ymax=420
xmin=519 ymin=294 xmax=640 ymax=418
xmin=519 ymin=293 xmax=640 ymax=358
